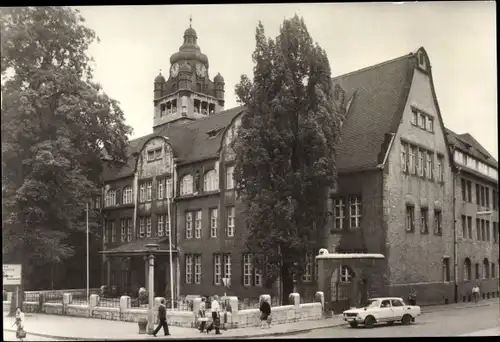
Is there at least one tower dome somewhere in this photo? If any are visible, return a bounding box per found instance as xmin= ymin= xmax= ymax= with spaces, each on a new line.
xmin=169 ymin=18 xmax=209 ymax=67
xmin=214 ymin=73 xmax=224 ymax=83
xmin=154 ymin=72 xmax=165 ymax=83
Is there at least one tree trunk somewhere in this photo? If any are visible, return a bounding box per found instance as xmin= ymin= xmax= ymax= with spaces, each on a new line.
xmin=281 ymin=262 xmax=294 ymax=305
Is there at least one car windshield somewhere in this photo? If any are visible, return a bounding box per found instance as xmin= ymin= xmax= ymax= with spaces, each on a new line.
xmin=364 ymin=300 xmax=380 ymax=308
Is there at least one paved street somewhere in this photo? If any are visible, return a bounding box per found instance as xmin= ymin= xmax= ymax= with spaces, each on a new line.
xmin=262 ymin=304 xmax=500 ymax=338
xmin=3 ymin=330 xmax=59 ymax=341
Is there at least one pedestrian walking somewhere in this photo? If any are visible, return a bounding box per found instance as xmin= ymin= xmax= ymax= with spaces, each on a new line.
xmin=472 ymin=284 xmax=480 ymax=302
xmin=198 ymin=297 xmax=208 ymax=333
xmin=206 ymin=295 xmax=222 ymax=335
xmin=259 ymin=297 xmax=271 ymax=329
xmin=153 ymin=299 xmax=170 ymax=337
xmin=408 ymin=287 xmax=417 ymax=305
xmin=13 ymin=307 xmax=26 ymax=341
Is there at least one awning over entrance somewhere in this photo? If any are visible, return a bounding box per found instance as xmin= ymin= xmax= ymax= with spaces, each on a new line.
xmin=99 ymin=237 xmax=179 ymax=257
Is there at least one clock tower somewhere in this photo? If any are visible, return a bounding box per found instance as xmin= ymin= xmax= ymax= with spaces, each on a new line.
xmin=153 ymin=19 xmax=225 ymax=131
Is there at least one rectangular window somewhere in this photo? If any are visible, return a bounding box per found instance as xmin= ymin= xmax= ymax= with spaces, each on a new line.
xmin=243 ymin=254 xmax=253 ymax=287
xmin=401 ymin=142 xmax=408 ymax=172
xmin=139 ymin=217 xmax=145 ymax=238
xmin=127 ymin=218 xmax=132 ymax=242
xmin=417 ymin=149 xmax=424 ymax=176
xmin=185 ymin=212 xmax=193 ymax=239
xmin=481 ymin=219 xmax=486 ymax=241
xmin=409 ymin=145 xmax=416 ymax=174
xmin=158 ymin=179 xmax=164 ymax=200
xmin=493 ymin=190 xmax=498 ymax=209
xmin=476 ymin=218 xmax=481 ymax=240
xmin=165 ymin=214 xmax=170 ymax=237
xmin=494 ymin=222 xmax=499 ymax=243
xmin=333 ymin=198 xmax=345 ymax=230
xmin=461 ymin=215 xmax=467 ymax=239
xmin=226 ymin=166 xmax=235 ymax=190
xmin=226 ymin=206 xmax=235 ymax=237
xmin=111 ymin=223 xmax=116 ymax=243
xmin=486 ymin=220 xmax=490 ymax=241
xmin=419 ymin=113 xmax=426 ymax=129
xmin=157 ymin=215 xmax=164 ymax=237
xmin=427 ymin=117 xmax=434 ymax=132
xmin=420 ymin=208 xmax=428 ymax=234
xmin=210 ymin=208 xmax=218 ymax=238
xmin=223 ymin=254 xmax=232 ymax=283
xmin=302 ymin=252 xmax=313 ymax=283
xmin=480 ymin=186 xmax=485 ymax=207
xmin=105 ymin=190 xmax=116 ymax=207
xmin=194 ymin=210 xmax=202 ymax=239
xmin=94 ymin=196 xmax=101 ymax=209
xmin=485 ymin=187 xmax=490 ymax=208
xmin=467 ymin=181 xmax=472 ymax=202
xmin=146 ymin=216 xmax=152 ymax=237
xmin=255 ymin=267 xmax=262 ymax=287
xmin=147 ymin=150 xmax=155 ymax=162
xmin=103 ymin=222 xmax=109 ymax=244
xmin=146 ymin=181 xmax=152 ymax=201
xmin=437 ymin=155 xmax=443 ymax=182
xmin=349 ymin=196 xmax=362 ymax=229
xmin=185 ymin=254 xmax=193 ymax=284
xmin=406 ymin=205 xmax=415 ymax=232
xmin=194 ymin=255 xmax=201 ymax=284
xmin=461 ymin=178 xmax=467 ymax=201
xmin=426 ymin=152 xmax=433 ymax=179
xmin=123 ymin=187 xmax=133 ymax=204
xmin=214 ymin=254 xmax=222 ymax=285
xmin=443 ymin=257 xmax=450 ymax=282
xmin=139 ymin=183 xmax=146 ymax=202
xmin=411 ymin=108 xmax=418 ymax=125
xmin=467 ymin=216 xmax=472 ymax=239
xmin=120 ymin=219 xmax=126 ymax=242
xmin=476 ymin=184 xmax=480 ymax=205
xmin=434 ymin=210 xmax=442 ymax=235
xmin=166 ymin=178 xmax=173 ymax=199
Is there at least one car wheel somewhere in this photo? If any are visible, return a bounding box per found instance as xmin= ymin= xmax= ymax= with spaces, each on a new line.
xmin=401 ymin=314 xmax=412 ymax=325
xmin=364 ymin=316 xmax=375 ymax=328
xmin=387 ymin=321 xmax=395 ymax=326
xmin=349 ymin=321 xmax=358 ymax=328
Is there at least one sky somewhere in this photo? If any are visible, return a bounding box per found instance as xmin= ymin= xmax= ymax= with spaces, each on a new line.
xmin=76 ymin=2 xmax=497 ymax=159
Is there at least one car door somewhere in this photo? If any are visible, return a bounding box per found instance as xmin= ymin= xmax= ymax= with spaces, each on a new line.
xmin=390 ymin=299 xmax=405 ymax=320
xmin=379 ymin=299 xmax=394 ymax=321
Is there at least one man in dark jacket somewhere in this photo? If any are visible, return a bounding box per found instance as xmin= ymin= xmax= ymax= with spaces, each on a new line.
xmin=153 ymin=299 xmax=170 ymax=337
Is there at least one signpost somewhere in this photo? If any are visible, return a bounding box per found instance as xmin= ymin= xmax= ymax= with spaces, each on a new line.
xmin=3 ymin=264 xmax=22 ymax=308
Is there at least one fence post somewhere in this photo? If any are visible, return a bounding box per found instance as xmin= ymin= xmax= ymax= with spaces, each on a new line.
xmin=120 ymin=295 xmax=131 ymax=320
xmin=89 ymin=294 xmax=99 ymax=318
xmin=63 ymin=293 xmax=72 ymax=315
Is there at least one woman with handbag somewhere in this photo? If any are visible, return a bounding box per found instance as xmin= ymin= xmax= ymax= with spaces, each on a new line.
xmin=13 ymin=307 xmax=26 ymax=341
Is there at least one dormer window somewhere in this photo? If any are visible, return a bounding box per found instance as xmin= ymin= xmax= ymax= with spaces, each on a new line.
xmin=417 ymin=51 xmax=427 ymax=72
xmin=180 ymin=174 xmax=193 ymax=196
xmin=147 ymin=148 xmax=163 ymax=162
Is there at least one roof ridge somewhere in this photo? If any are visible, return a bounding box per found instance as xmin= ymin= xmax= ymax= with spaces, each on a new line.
xmin=333 ymin=53 xmax=413 ymax=80
xmin=180 ymin=105 xmax=245 ymax=127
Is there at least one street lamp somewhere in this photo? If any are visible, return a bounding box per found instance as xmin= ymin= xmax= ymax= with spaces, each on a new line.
xmin=145 ymin=243 xmax=159 ymax=335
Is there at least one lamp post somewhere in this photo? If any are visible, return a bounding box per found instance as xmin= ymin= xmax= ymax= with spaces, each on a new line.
xmin=145 ymin=243 xmax=159 ymax=335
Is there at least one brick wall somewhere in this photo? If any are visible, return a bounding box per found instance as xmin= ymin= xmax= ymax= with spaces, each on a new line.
xmin=383 ymin=63 xmax=455 ymax=304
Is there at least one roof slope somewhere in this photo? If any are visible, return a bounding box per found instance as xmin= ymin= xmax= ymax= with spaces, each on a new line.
xmin=445 ymin=128 xmax=498 ymax=168
xmin=102 ymin=106 xmax=245 ymax=181
xmin=332 ymin=53 xmax=415 ymax=172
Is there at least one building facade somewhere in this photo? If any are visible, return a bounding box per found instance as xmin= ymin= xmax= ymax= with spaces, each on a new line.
xmin=99 ymin=23 xmax=498 ymax=304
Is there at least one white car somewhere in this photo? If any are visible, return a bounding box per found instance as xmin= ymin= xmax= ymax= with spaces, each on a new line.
xmin=343 ymin=297 xmax=421 ymax=328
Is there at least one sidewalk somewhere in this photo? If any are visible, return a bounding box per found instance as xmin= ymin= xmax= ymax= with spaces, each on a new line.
xmin=3 ymin=299 xmax=498 ymax=341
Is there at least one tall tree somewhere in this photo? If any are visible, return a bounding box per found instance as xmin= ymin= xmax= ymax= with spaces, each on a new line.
xmin=234 ymin=15 xmax=344 ymax=304
xmin=1 ymin=7 xmax=132 ymax=313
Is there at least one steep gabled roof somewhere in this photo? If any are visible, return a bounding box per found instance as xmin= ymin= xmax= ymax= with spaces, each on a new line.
xmin=445 ymin=128 xmax=498 ymax=169
xmin=332 ymin=53 xmax=415 ymax=172
xmin=102 ymin=106 xmax=245 ymax=181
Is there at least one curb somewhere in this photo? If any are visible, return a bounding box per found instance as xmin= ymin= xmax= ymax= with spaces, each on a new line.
xmin=4 ymin=301 xmax=496 ymax=340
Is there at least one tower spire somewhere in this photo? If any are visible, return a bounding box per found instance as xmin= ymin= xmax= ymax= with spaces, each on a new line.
xmin=189 ymin=14 xmax=192 ymax=28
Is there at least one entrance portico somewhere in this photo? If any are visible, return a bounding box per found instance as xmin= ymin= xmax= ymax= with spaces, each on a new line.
xmin=100 ymin=237 xmax=179 ymax=300
xmin=316 ymin=249 xmax=385 ymax=314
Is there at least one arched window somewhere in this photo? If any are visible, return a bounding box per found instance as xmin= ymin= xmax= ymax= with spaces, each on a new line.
xmin=475 ymin=263 xmax=480 ymax=280
xmin=464 ymin=258 xmax=471 ymax=281
xmin=203 ymin=170 xmax=218 ymax=192
xmin=483 ymin=258 xmax=490 ymax=279
xmin=122 ymin=186 xmax=133 ymax=204
xmin=340 ymin=265 xmax=354 ymax=283
xmin=491 ymin=262 xmax=496 ymax=279
xmin=180 ymin=174 xmax=193 ymax=196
